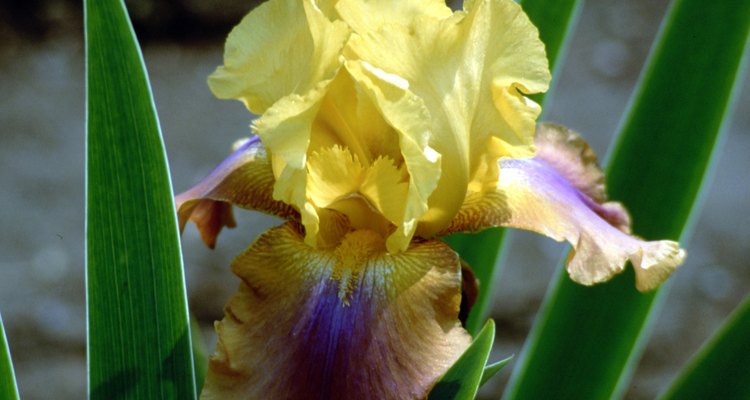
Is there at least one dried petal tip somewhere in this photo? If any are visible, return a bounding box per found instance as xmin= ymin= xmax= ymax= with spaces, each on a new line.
xmin=176 ymin=200 xmax=236 ymax=249
xmin=632 ymin=240 xmax=686 ymax=291
xmin=175 ymin=136 xmax=298 ymax=248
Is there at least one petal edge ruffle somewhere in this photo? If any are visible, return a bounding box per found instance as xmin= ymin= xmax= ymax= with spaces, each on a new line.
xmin=444 ymin=123 xmax=685 ymax=291
xmin=344 ymin=0 xmax=550 ymax=238
xmin=208 ymin=0 xmax=350 ymax=114
xmin=201 ymin=223 xmax=471 ymax=399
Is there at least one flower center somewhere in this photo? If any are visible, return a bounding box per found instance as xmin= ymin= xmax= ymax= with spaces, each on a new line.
xmin=306 ymin=145 xmax=408 ymax=246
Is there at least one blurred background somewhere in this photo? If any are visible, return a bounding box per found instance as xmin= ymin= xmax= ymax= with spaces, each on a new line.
xmin=0 ymin=0 xmax=747 ymax=398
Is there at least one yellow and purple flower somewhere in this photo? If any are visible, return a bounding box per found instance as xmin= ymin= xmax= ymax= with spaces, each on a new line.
xmin=176 ymin=0 xmax=686 ymax=398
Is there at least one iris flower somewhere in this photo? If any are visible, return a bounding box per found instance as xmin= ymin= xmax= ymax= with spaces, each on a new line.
xmin=176 ymin=0 xmax=686 ymax=398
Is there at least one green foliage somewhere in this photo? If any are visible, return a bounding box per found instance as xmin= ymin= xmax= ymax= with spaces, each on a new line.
xmin=446 ymin=0 xmax=583 ymax=337
xmin=662 ymin=295 xmax=750 ymax=399
xmin=85 ymin=0 xmax=196 ymax=397
xmin=521 ymin=0 xmax=583 ymax=104
xmin=444 ymin=230 xmax=507 ymax=335
xmin=72 ymin=0 xmax=750 ymax=399
xmin=0 ymin=314 xmax=19 ymax=400
xmin=190 ymin=315 xmax=208 ymax=393
xmin=429 ymin=320 xmax=496 ymax=400
xmin=480 ymin=356 xmax=513 ymax=387
xmin=504 ymin=0 xmax=750 ymax=398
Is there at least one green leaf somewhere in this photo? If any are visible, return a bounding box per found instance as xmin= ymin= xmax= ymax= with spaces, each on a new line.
xmin=190 ymin=315 xmax=208 ymax=393
xmin=661 ymin=295 xmax=750 ymax=399
xmin=444 ymin=229 xmax=507 ymax=335
xmin=521 ymin=0 xmax=583 ymax=105
xmin=429 ymin=320 xmax=496 ymax=400
xmin=446 ymin=0 xmax=583 ymax=336
xmin=85 ymin=0 xmax=196 ymax=398
xmin=0 ymin=313 xmax=19 ymax=400
xmin=480 ymin=355 xmax=513 ymax=388
xmin=504 ymin=0 xmax=750 ymax=399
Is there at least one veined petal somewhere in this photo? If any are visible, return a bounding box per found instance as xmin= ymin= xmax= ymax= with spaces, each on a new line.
xmin=344 ymin=0 xmax=550 ymax=237
xmin=208 ymin=0 xmax=350 ymax=114
xmin=175 ymin=137 xmax=298 ymax=248
xmin=445 ymin=124 xmax=685 ymax=291
xmin=202 ymin=223 xmax=471 ymax=399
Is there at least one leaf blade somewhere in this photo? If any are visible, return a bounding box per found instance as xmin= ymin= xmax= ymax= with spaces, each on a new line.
xmin=429 ymin=320 xmax=496 ymax=400
xmin=521 ymin=0 xmax=583 ymax=105
xmin=661 ymin=295 xmax=750 ymax=399
xmin=0 ymin=313 xmax=19 ymax=400
xmin=191 ymin=315 xmax=208 ymax=393
xmin=480 ymin=355 xmax=513 ymax=388
xmin=504 ymin=0 xmax=750 ymax=398
xmin=85 ymin=0 xmax=196 ymax=398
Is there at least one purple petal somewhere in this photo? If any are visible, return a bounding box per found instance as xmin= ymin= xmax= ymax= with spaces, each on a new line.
xmin=175 ymin=137 xmax=298 ymax=248
xmin=444 ymin=123 xmax=685 ymax=291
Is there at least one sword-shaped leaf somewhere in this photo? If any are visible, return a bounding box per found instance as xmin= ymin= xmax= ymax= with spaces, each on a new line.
xmin=504 ymin=0 xmax=750 ymax=398
xmin=85 ymin=0 xmax=196 ymax=397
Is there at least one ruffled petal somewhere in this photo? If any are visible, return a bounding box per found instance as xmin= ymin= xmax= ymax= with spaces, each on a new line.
xmin=305 ymin=145 xmax=409 ymax=242
xmin=255 ymin=69 xmax=403 ymax=249
xmin=207 ymin=0 xmax=351 ymax=248
xmin=334 ymin=0 xmax=451 ymax=34
xmin=343 ymin=0 xmax=550 ymax=237
xmin=201 ymin=223 xmax=471 ymax=399
xmin=253 ymin=78 xmax=331 ymax=248
xmin=259 ymin=65 xmax=440 ymax=252
xmin=444 ymin=123 xmax=685 ymax=291
xmin=207 ymin=0 xmax=350 ymax=114
xmin=344 ymin=60 xmax=441 ymax=252
xmin=175 ymin=137 xmax=298 ymax=248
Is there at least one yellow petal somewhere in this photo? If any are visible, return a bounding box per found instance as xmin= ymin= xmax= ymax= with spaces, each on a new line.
xmin=344 ymin=0 xmax=550 ymax=237
xmin=252 ymin=78 xmax=332 ymax=249
xmin=309 ymin=67 xmax=403 ymax=164
xmin=361 ymin=156 xmax=410 ymax=232
xmin=306 ymin=145 xmax=411 ymax=248
xmin=306 ymin=145 xmax=368 ymax=208
xmin=261 ymin=64 xmax=441 ymax=251
xmin=201 ymin=223 xmax=471 ymax=399
xmin=208 ymin=0 xmax=350 ymax=114
xmin=345 ymin=60 xmax=442 ymax=252
xmin=445 ymin=124 xmax=685 ymax=291
xmin=335 ymin=0 xmax=451 ymax=34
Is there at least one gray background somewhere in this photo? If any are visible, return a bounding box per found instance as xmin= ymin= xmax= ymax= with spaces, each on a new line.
xmin=0 ymin=0 xmax=747 ymax=398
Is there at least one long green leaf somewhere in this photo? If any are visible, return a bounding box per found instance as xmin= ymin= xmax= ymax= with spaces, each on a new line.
xmin=444 ymin=229 xmax=507 ymax=335
xmin=190 ymin=315 xmax=208 ymax=393
xmin=661 ymin=294 xmax=750 ymax=399
xmin=480 ymin=355 xmax=513 ymax=387
xmin=429 ymin=320 xmax=496 ymax=400
xmin=521 ymin=0 xmax=583 ymax=105
xmin=504 ymin=0 xmax=750 ymax=398
xmin=85 ymin=0 xmax=196 ymax=398
xmin=446 ymin=0 xmax=582 ymax=336
xmin=0 ymin=313 xmax=19 ymax=400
